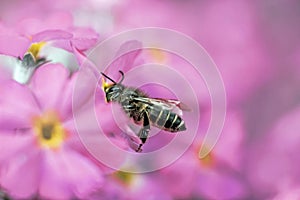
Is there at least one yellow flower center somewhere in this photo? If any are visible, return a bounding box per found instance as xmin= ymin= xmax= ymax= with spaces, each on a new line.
xmin=149 ymin=48 xmax=167 ymax=63
xmin=32 ymin=111 xmax=67 ymax=149
xmin=27 ymin=42 xmax=46 ymax=60
xmin=197 ymin=145 xmax=215 ymax=168
xmin=199 ymin=152 xmax=215 ymax=167
xmin=113 ymin=171 xmax=134 ymax=186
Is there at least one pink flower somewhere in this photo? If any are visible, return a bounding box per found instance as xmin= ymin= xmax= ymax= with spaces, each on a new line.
xmin=156 ymin=111 xmax=248 ymax=199
xmin=88 ymin=171 xmax=173 ymax=200
xmin=0 ymin=10 xmax=99 ymax=57
xmin=0 ymin=63 xmax=104 ymax=199
xmin=74 ymin=40 xmax=144 ymax=152
xmin=245 ymin=106 xmax=300 ymax=199
xmin=88 ymin=111 xmax=248 ymax=199
xmin=113 ymin=0 xmax=271 ymax=105
xmin=0 ymin=12 xmax=99 ymax=84
xmin=273 ymin=186 xmax=300 ymax=200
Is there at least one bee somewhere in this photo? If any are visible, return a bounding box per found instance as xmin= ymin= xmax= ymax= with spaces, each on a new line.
xmin=101 ymin=71 xmax=187 ymax=152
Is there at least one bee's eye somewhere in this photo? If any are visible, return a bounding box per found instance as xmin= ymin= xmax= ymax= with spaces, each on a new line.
xmin=107 ymin=87 xmax=115 ymax=93
xmin=108 ymin=85 xmax=121 ymax=93
xmin=105 ymin=85 xmax=122 ymax=102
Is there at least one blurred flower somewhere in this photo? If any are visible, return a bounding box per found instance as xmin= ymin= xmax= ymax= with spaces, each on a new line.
xmin=0 ymin=64 xmax=104 ymax=199
xmin=273 ymin=186 xmax=300 ymax=200
xmin=0 ymin=11 xmax=99 ymax=84
xmin=245 ymin=106 xmax=300 ymax=199
xmin=0 ymin=11 xmax=98 ymax=57
xmin=155 ymin=111 xmax=248 ymax=199
xmin=0 ymin=0 xmax=298 ymax=199
xmin=98 ymin=39 xmax=143 ymax=80
xmin=12 ymin=42 xmax=49 ymax=84
xmin=113 ymin=0 xmax=272 ymax=106
xmin=0 ymin=65 xmax=11 ymax=83
xmin=74 ymin=40 xmax=145 ymax=152
xmin=88 ymin=171 xmax=173 ymax=200
xmin=89 ymin=111 xmax=249 ymax=199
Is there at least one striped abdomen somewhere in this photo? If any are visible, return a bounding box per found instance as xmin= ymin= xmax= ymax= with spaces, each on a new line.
xmin=148 ymin=105 xmax=186 ymax=132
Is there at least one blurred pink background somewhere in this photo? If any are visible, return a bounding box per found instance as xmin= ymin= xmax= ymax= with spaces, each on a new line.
xmin=0 ymin=0 xmax=299 ymax=199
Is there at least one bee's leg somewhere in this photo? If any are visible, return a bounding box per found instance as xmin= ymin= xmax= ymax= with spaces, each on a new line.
xmin=136 ymin=112 xmax=150 ymax=152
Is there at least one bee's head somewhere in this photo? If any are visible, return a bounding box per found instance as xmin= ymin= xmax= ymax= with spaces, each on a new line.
xmin=101 ymin=71 xmax=125 ymax=102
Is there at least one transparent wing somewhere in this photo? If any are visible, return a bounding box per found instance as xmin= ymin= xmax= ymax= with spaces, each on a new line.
xmin=133 ymin=97 xmax=190 ymax=116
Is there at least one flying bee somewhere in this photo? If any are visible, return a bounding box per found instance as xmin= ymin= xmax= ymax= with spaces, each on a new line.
xmin=101 ymin=71 xmax=187 ymax=152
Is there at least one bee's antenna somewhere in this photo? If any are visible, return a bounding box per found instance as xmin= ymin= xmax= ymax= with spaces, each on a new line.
xmin=101 ymin=72 xmax=117 ymax=84
xmin=118 ymin=71 xmax=124 ymax=84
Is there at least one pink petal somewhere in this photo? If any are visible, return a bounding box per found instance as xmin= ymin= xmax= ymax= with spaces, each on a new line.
xmin=51 ymin=40 xmax=73 ymax=53
xmin=39 ymin=12 xmax=74 ymax=30
xmin=105 ymin=40 xmax=142 ymax=80
xmin=39 ymin=150 xmax=72 ymax=200
xmin=0 ymin=67 xmax=11 ymax=83
xmin=64 ymin=103 xmax=128 ymax=170
xmin=0 ymin=35 xmax=30 ymax=57
xmin=0 ymin=80 xmax=41 ymax=130
xmin=0 ymin=134 xmax=40 ymax=199
xmin=245 ymin=107 xmax=300 ymax=195
xmin=15 ymin=12 xmax=73 ymax=36
xmin=72 ymin=46 xmax=87 ymax=66
xmin=29 ymin=63 xmax=70 ymax=114
xmin=58 ymin=67 xmax=97 ymax=120
xmin=196 ymin=170 xmax=247 ymax=199
xmin=63 ymin=99 xmax=101 ymax=134
xmin=71 ymin=27 xmax=99 ymax=50
xmin=159 ymin=153 xmax=197 ymax=198
xmin=273 ymin=187 xmax=300 ymax=200
xmin=213 ymin=112 xmax=245 ymax=170
xmin=32 ymin=29 xmax=73 ymax=42
xmin=39 ymin=148 xmax=103 ymax=199
xmin=53 ymin=27 xmax=99 ymax=52
xmin=72 ymin=107 xmax=129 ymax=167
xmin=0 ymin=131 xmax=34 ymax=164
xmin=61 ymin=148 xmax=103 ymax=198
xmin=63 ymin=130 xmax=116 ymax=175
xmin=15 ymin=18 xmax=43 ymax=36
xmin=74 ymin=130 xmax=128 ymax=173
xmin=86 ymin=180 xmax=127 ymax=200
xmin=72 ymin=46 xmax=99 ymax=78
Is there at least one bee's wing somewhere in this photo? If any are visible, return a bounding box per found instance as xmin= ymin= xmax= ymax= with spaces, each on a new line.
xmin=153 ymin=98 xmax=191 ymax=111
xmin=133 ymin=97 xmax=190 ymax=116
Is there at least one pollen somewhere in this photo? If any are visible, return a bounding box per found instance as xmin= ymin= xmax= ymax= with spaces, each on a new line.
xmin=32 ymin=111 xmax=67 ymax=149
xmin=199 ymin=152 xmax=215 ymax=167
xmin=27 ymin=42 xmax=46 ymax=59
xmin=113 ymin=171 xmax=134 ymax=186
xmin=149 ymin=48 xmax=167 ymax=63
xmin=197 ymin=146 xmax=215 ymax=168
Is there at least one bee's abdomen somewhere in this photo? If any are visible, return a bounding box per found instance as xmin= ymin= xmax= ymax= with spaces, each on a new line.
xmin=164 ymin=113 xmax=186 ymax=132
xmin=149 ymin=106 xmax=186 ymax=132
